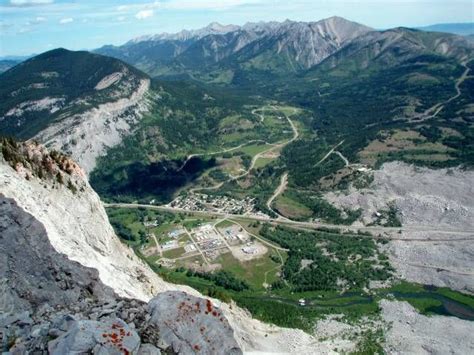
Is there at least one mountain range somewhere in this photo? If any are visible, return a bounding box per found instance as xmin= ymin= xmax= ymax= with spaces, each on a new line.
xmin=1 ymin=15 xmax=474 ymax=354
xmin=96 ymin=17 xmax=374 ymax=77
xmin=416 ymin=22 xmax=474 ymax=36
xmin=1 ymin=16 xmax=473 ymax=179
xmin=96 ymin=17 xmax=472 ymax=81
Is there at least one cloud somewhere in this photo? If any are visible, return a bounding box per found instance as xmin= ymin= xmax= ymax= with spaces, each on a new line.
xmin=59 ymin=17 xmax=73 ymax=24
xmin=163 ymin=0 xmax=261 ymax=10
xmin=118 ymin=0 xmax=260 ymax=13
xmin=29 ymin=16 xmax=47 ymax=24
xmin=135 ymin=9 xmax=154 ymax=20
xmin=117 ymin=16 xmax=126 ymax=22
xmin=9 ymin=0 xmax=53 ymax=6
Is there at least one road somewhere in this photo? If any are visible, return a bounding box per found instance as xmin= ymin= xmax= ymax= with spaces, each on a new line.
xmin=191 ymin=106 xmax=299 ymax=193
xmin=212 ymin=219 xmax=233 ymax=251
xmin=104 ymin=202 xmax=474 ymax=238
xmin=313 ymin=140 xmax=344 ymax=167
xmin=230 ymin=106 xmax=299 ymax=181
xmin=404 ymin=262 xmax=474 ymax=276
xmin=266 ymin=173 xmax=290 ymax=220
xmin=408 ymin=61 xmax=471 ymax=123
xmin=252 ymin=108 xmax=265 ymax=123
xmin=259 ymin=107 xmax=300 ymax=218
xmin=333 ymin=151 xmax=349 ymax=167
xmin=184 ymin=227 xmax=210 ymax=266
xmin=177 ymin=139 xmax=274 ymax=172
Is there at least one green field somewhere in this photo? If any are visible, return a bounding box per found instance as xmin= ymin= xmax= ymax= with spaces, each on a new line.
xmin=109 ymin=207 xmax=474 ymax=333
xmin=274 ymin=193 xmax=313 ymax=220
xmin=214 ymin=251 xmax=282 ymax=290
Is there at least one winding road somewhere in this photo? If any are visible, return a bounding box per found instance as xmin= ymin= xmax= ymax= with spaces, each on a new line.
xmin=191 ymin=106 xmax=299 ymax=193
xmin=177 ymin=139 xmax=275 ymax=172
xmin=409 ymin=61 xmax=471 ymax=123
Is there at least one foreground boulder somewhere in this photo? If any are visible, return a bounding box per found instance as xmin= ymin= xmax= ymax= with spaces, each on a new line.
xmin=48 ymin=319 xmax=140 ymax=354
xmin=149 ymin=292 xmax=242 ymax=354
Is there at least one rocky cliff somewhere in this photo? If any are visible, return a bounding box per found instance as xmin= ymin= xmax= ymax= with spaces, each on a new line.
xmin=0 ymin=49 xmax=151 ymax=175
xmin=0 ymin=140 xmax=244 ymax=353
xmin=0 ymin=140 xmax=329 ymax=354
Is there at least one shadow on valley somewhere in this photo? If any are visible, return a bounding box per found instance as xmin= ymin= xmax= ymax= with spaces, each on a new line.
xmin=90 ymin=156 xmax=216 ymax=204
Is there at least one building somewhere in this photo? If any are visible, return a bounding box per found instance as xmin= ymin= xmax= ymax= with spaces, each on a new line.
xmin=161 ymin=240 xmax=178 ymax=251
xmin=168 ymin=229 xmax=186 ymax=238
xmin=242 ymin=246 xmax=257 ymax=255
xmin=144 ymin=220 xmax=159 ymax=227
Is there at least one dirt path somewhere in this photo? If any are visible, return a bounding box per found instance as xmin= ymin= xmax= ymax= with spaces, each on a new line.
xmin=177 ymin=139 xmax=274 ymax=171
xmin=266 ymin=173 xmax=290 ymax=220
xmin=191 ymin=106 xmax=299 ymax=193
xmin=333 ymin=151 xmax=349 ymax=167
xmin=313 ymin=140 xmax=344 ymax=167
xmin=408 ymin=62 xmax=471 ymax=123
xmin=184 ymin=227 xmax=210 ymax=266
xmin=151 ymin=233 xmax=163 ymax=257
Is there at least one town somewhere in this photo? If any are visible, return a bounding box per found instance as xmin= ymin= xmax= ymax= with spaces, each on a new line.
xmin=167 ymin=193 xmax=263 ymax=216
xmin=141 ymin=217 xmax=268 ymax=272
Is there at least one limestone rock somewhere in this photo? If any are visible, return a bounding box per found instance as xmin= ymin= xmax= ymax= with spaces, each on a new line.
xmin=148 ymin=291 xmax=242 ymax=355
xmin=48 ymin=318 xmax=140 ymax=354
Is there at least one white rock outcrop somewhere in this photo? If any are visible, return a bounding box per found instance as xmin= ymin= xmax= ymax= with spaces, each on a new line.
xmin=0 ymin=153 xmax=326 ymax=354
xmin=0 ymin=155 xmax=175 ymax=302
xmin=324 ymin=161 xmax=474 ymax=294
xmin=381 ymin=300 xmax=474 ymax=354
xmin=34 ymin=78 xmax=151 ymax=175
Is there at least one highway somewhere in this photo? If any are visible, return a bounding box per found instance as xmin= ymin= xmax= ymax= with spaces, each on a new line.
xmin=104 ymin=202 xmax=474 ymax=238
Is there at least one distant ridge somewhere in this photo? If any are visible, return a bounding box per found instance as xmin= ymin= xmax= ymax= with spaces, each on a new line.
xmin=416 ymin=22 xmax=474 ymax=36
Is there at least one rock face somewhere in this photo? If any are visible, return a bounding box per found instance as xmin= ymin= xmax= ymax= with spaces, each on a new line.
xmin=324 ymin=161 xmax=474 ymax=294
xmin=0 ymin=160 xmax=243 ymax=353
xmin=0 ymin=196 xmax=115 ymax=314
xmin=34 ymin=77 xmax=150 ymax=175
xmin=0 ymin=49 xmax=151 ymax=175
xmin=381 ymin=300 xmax=474 ymax=354
xmin=96 ymin=16 xmax=373 ymax=75
xmin=48 ymin=319 xmax=141 ymax=354
xmin=0 ymin=140 xmax=176 ymax=302
xmin=148 ymin=292 xmax=242 ymax=354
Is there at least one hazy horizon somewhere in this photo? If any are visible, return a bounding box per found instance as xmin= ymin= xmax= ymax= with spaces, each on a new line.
xmin=0 ymin=0 xmax=473 ymax=57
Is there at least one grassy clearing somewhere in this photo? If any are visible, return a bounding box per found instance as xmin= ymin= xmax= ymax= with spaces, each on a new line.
xmin=359 ymin=129 xmax=453 ymax=166
xmin=215 ymin=251 xmax=281 ymax=290
xmin=254 ymin=157 xmax=275 ymax=169
xmin=238 ymin=143 xmax=271 ymax=157
xmin=215 ymin=219 xmax=236 ymax=229
xmin=163 ymin=247 xmax=186 ymax=259
xmin=274 ymin=193 xmax=313 ymax=219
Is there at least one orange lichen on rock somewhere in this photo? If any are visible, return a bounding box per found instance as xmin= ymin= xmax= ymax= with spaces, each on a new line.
xmin=206 ymin=299 xmax=213 ymax=313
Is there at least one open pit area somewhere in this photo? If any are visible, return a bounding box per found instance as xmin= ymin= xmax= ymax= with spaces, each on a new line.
xmin=325 ymin=161 xmax=474 ymax=294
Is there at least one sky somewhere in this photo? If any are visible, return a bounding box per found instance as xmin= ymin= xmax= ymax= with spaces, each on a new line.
xmin=0 ymin=0 xmax=473 ymax=57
